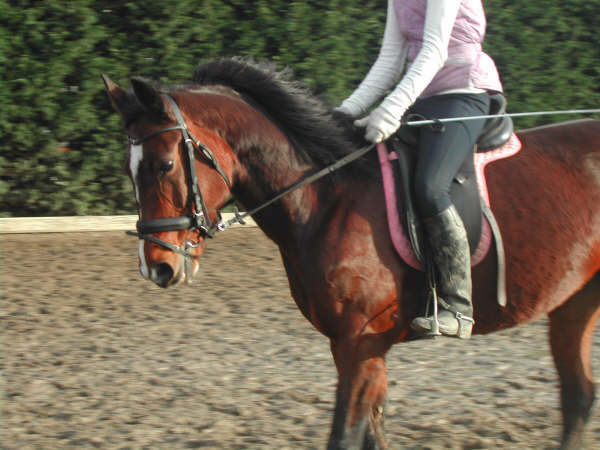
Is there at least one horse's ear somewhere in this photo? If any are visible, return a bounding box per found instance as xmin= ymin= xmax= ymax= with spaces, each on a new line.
xmin=130 ymin=76 xmax=164 ymax=113
xmin=102 ymin=74 xmax=127 ymax=115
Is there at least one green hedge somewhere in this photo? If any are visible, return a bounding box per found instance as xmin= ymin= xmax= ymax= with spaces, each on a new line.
xmin=1 ymin=0 xmax=598 ymax=217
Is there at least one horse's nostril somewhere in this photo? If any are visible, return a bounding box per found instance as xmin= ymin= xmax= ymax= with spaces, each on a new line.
xmin=149 ymin=262 xmax=174 ymax=288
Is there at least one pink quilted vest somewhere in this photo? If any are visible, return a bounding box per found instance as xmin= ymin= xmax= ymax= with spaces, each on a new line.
xmin=394 ymin=0 xmax=502 ymax=97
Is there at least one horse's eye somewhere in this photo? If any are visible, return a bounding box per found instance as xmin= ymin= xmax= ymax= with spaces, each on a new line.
xmin=159 ymin=160 xmax=174 ymax=176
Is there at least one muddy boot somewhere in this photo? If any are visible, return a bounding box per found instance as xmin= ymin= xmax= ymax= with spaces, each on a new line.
xmin=411 ymin=205 xmax=474 ymax=339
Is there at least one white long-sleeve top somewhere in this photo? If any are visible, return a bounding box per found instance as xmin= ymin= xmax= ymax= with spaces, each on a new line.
xmin=340 ymin=0 xmax=485 ymax=118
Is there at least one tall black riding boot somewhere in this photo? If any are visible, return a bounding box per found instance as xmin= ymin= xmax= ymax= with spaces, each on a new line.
xmin=411 ymin=205 xmax=474 ymax=339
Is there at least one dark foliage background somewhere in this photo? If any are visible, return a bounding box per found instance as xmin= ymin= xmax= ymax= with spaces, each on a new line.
xmin=1 ymin=0 xmax=598 ymax=216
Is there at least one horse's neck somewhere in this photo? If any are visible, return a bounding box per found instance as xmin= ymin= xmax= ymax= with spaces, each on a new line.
xmin=229 ymin=127 xmax=326 ymax=247
xmin=201 ymin=91 xmax=348 ymax=247
xmin=233 ymin=150 xmax=330 ymax=246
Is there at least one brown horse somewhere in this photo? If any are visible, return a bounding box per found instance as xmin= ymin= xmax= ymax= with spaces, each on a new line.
xmin=102 ymin=58 xmax=600 ymax=449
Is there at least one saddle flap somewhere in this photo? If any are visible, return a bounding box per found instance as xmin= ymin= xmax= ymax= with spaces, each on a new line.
xmin=387 ymin=137 xmax=427 ymax=267
xmin=386 ymin=137 xmax=482 ymax=263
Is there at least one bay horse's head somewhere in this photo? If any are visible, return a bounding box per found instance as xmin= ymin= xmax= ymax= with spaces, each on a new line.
xmin=102 ymin=76 xmax=234 ymax=287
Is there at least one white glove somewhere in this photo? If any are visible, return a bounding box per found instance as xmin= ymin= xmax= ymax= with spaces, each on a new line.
xmin=354 ymin=103 xmax=404 ymax=143
xmin=333 ymin=105 xmax=355 ymax=117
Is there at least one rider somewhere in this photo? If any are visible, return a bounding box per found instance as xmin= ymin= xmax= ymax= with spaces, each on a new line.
xmin=335 ymin=0 xmax=502 ymax=339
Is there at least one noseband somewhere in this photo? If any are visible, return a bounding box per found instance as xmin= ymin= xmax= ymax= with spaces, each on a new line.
xmin=127 ymin=94 xmax=231 ymax=258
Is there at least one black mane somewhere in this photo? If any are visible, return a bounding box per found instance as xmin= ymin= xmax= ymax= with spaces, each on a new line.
xmin=193 ymin=57 xmax=374 ymax=173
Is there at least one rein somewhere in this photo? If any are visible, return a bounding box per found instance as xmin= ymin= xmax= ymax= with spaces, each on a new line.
xmin=128 ymin=94 xmax=375 ymax=259
xmin=216 ymin=142 xmax=375 ymax=232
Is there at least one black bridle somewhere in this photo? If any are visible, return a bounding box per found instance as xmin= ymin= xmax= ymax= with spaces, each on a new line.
xmin=127 ymin=94 xmax=231 ymax=258
xmin=127 ymin=94 xmax=376 ymax=261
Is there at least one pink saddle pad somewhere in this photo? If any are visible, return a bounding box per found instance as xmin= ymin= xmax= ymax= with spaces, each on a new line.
xmin=378 ymin=133 xmax=522 ymax=271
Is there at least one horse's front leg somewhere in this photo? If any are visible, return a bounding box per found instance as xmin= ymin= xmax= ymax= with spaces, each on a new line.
xmin=327 ymin=334 xmax=389 ymax=450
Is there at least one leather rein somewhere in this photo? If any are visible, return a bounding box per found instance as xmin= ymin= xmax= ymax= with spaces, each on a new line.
xmin=127 ymin=94 xmax=375 ymax=259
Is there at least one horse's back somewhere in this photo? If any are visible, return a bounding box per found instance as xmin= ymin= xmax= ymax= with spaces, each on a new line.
xmin=518 ymin=118 xmax=599 ymax=134
xmin=516 ymin=119 xmax=600 ymax=203
xmin=473 ymin=119 xmax=600 ymax=332
xmin=517 ymin=119 xmax=600 ymax=157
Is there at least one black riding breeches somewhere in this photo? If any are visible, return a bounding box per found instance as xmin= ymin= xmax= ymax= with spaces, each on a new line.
xmin=408 ymin=93 xmax=491 ymax=219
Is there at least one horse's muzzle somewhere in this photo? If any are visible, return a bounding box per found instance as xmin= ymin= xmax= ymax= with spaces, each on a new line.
xmin=149 ymin=262 xmax=177 ymax=288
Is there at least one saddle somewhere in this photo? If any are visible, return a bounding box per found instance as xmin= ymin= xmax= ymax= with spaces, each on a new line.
xmin=379 ymin=94 xmax=521 ymax=307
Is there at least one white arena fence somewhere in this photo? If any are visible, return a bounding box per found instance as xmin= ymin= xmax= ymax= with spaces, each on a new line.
xmin=0 ymin=214 xmax=256 ymax=234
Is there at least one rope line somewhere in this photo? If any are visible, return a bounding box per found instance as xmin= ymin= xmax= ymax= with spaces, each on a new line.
xmin=404 ymin=108 xmax=600 ymax=127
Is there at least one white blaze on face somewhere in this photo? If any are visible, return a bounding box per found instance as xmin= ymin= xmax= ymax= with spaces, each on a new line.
xmin=129 ymin=143 xmax=143 ymax=203
xmin=130 ymin=143 xmax=149 ymax=279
